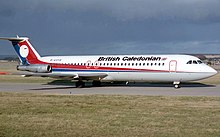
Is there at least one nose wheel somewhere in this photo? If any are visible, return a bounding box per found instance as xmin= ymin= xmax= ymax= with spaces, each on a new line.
xmin=173 ymin=81 xmax=180 ymax=89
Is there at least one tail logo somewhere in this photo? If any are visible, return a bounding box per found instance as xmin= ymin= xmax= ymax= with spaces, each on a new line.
xmin=19 ymin=45 xmax=29 ymax=58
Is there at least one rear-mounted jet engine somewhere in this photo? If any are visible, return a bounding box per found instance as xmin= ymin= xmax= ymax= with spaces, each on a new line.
xmin=17 ymin=64 xmax=52 ymax=73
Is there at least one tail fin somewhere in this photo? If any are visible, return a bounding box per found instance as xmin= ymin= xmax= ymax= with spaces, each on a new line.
xmin=0 ymin=36 xmax=41 ymax=65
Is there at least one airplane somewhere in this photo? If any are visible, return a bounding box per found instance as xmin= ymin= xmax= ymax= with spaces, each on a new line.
xmin=0 ymin=36 xmax=217 ymax=88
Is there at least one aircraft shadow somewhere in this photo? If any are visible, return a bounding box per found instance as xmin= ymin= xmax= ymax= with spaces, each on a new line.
xmin=31 ymin=86 xmax=76 ymax=91
xmin=101 ymin=82 xmax=216 ymax=88
xmin=29 ymin=80 xmax=216 ymax=90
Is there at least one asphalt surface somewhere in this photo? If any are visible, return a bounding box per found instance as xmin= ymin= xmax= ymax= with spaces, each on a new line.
xmin=0 ymin=82 xmax=220 ymax=96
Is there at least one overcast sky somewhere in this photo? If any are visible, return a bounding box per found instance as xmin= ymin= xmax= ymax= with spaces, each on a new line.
xmin=0 ymin=0 xmax=220 ymax=55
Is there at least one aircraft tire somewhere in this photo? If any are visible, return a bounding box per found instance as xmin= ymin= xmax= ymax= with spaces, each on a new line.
xmin=92 ymin=80 xmax=101 ymax=87
xmin=76 ymin=81 xmax=85 ymax=88
xmin=174 ymin=84 xmax=180 ymax=89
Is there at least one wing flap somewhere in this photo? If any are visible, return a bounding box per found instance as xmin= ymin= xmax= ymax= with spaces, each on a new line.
xmin=13 ymin=72 xmax=107 ymax=80
xmin=77 ymin=73 xmax=108 ymax=80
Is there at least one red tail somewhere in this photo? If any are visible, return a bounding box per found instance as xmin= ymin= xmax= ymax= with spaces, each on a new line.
xmin=0 ymin=37 xmax=42 ymax=65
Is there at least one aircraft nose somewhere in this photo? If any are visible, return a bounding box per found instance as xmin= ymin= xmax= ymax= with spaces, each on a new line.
xmin=208 ymin=66 xmax=218 ymax=76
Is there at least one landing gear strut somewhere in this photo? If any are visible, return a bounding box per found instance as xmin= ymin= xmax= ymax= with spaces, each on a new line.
xmin=75 ymin=80 xmax=85 ymax=88
xmin=173 ymin=81 xmax=180 ymax=89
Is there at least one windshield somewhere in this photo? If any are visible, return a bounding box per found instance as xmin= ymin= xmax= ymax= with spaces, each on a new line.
xmin=187 ymin=60 xmax=203 ymax=64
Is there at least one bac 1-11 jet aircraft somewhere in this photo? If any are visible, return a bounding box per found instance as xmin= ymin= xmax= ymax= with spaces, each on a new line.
xmin=0 ymin=36 xmax=217 ymax=88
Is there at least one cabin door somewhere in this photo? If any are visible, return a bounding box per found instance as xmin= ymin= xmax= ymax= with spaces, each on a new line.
xmin=169 ymin=60 xmax=177 ymax=72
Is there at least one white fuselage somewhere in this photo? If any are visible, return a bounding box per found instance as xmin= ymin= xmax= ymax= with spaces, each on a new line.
xmin=0 ymin=36 xmax=217 ymax=88
xmin=40 ymin=54 xmax=217 ymax=82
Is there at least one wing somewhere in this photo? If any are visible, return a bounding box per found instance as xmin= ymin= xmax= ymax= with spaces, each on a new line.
xmin=13 ymin=72 xmax=108 ymax=80
xmin=73 ymin=73 xmax=108 ymax=80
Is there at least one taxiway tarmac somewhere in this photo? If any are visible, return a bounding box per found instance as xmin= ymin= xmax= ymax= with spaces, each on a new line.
xmin=0 ymin=83 xmax=220 ymax=96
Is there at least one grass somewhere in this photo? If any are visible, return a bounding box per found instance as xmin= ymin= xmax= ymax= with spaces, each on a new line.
xmin=0 ymin=75 xmax=53 ymax=83
xmin=0 ymin=93 xmax=219 ymax=137
xmin=0 ymin=61 xmax=220 ymax=136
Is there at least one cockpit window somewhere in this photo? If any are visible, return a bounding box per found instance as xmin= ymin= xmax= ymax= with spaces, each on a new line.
xmin=187 ymin=60 xmax=203 ymax=64
xmin=193 ymin=60 xmax=198 ymax=64
xmin=197 ymin=60 xmax=203 ymax=64
xmin=187 ymin=60 xmax=192 ymax=64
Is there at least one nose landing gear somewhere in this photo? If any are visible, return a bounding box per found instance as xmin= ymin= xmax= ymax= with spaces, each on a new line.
xmin=173 ymin=81 xmax=180 ymax=89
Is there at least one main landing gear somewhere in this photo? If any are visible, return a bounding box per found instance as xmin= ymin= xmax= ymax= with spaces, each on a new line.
xmin=75 ymin=80 xmax=85 ymax=88
xmin=173 ymin=81 xmax=180 ymax=89
xmin=75 ymin=80 xmax=101 ymax=88
xmin=92 ymin=80 xmax=101 ymax=87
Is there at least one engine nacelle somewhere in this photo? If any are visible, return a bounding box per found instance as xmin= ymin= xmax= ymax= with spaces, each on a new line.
xmin=17 ymin=64 xmax=52 ymax=73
